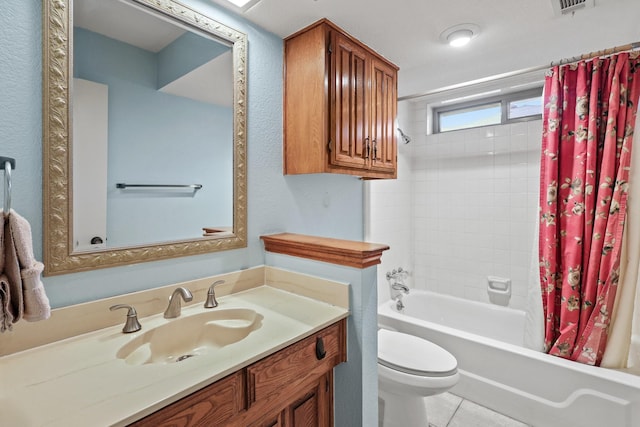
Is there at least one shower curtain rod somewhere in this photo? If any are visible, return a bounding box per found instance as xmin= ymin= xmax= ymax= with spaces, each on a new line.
xmin=551 ymin=41 xmax=640 ymax=67
xmin=399 ymin=41 xmax=640 ymax=102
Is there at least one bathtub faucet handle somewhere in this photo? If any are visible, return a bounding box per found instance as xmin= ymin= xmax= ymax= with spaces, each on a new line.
xmin=391 ymin=282 xmax=410 ymax=294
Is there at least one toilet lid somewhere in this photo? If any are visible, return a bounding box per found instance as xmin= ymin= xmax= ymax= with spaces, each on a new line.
xmin=378 ymin=329 xmax=458 ymax=377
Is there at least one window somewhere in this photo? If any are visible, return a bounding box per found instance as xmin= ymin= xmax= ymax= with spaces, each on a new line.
xmin=439 ymin=102 xmax=501 ymax=132
xmin=433 ymin=88 xmax=543 ymax=133
xmin=508 ymin=96 xmax=543 ymax=120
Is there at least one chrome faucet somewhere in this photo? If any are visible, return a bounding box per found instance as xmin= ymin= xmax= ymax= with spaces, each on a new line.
xmin=204 ymin=280 xmax=225 ymax=308
xmin=164 ymin=287 xmax=193 ymax=318
xmin=110 ymin=304 xmax=142 ymax=333
xmin=387 ymin=268 xmax=410 ymax=293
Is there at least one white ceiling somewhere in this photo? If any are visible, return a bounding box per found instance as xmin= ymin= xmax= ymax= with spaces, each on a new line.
xmin=74 ymin=0 xmax=185 ymax=52
xmin=233 ymin=0 xmax=640 ymax=99
xmin=74 ymin=0 xmax=640 ymax=101
xmin=74 ymin=0 xmax=233 ymax=106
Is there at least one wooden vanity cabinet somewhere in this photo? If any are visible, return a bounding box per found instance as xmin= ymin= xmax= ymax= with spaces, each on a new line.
xmin=129 ymin=320 xmax=346 ymax=427
xmin=284 ymin=19 xmax=398 ymax=179
xmin=129 ymin=371 xmax=245 ymax=427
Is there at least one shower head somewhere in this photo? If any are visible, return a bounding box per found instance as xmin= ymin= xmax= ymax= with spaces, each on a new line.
xmin=397 ymin=128 xmax=411 ymax=144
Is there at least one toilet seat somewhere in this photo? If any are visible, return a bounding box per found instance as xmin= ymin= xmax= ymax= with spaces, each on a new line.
xmin=378 ymin=329 xmax=457 ymax=377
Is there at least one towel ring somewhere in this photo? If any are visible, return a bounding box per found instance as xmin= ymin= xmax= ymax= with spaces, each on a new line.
xmin=4 ymin=161 xmax=11 ymax=214
xmin=1 ymin=156 xmax=16 ymax=215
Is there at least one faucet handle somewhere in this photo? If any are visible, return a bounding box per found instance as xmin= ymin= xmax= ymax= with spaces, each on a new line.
xmin=110 ymin=304 xmax=142 ymax=333
xmin=205 ymin=280 xmax=225 ymax=308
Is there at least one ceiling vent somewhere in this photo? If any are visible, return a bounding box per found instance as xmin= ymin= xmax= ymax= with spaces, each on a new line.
xmin=552 ymin=0 xmax=595 ymax=16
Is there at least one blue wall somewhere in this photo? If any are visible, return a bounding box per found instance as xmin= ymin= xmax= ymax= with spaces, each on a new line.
xmin=1 ymin=0 xmax=365 ymax=307
xmin=157 ymin=31 xmax=230 ymax=88
xmin=74 ymin=27 xmax=233 ymax=246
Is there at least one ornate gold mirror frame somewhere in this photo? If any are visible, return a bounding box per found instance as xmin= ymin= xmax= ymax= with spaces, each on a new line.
xmin=42 ymin=0 xmax=247 ymax=276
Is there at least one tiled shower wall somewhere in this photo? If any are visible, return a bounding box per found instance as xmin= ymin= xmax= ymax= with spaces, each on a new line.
xmin=366 ymin=102 xmax=414 ymax=302
xmin=368 ymin=101 xmax=543 ymax=310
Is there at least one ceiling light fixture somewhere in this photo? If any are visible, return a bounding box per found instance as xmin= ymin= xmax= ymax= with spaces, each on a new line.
xmin=439 ymin=24 xmax=480 ymax=48
xmin=448 ymin=30 xmax=473 ymax=47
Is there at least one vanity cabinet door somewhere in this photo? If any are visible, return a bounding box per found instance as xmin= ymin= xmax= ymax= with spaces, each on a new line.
xmin=246 ymin=410 xmax=285 ymax=427
xmin=287 ymin=372 xmax=333 ymax=427
xmin=129 ymin=371 xmax=244 ymax=427
xmin=246 ymin=369 xmax=333 ymax=427
xmin=291 ymin=391 xmax=319 ymax=426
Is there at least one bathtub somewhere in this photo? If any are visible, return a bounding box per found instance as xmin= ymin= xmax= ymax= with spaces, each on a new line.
xmin=378 ymin=290 xmax=640 ymax=427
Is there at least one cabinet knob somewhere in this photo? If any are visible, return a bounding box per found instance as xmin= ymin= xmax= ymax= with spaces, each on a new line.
xmin=316 ymin=336 xmax=327 ymax=360
xmin=365 ymin=137 xmax=370 ymax=159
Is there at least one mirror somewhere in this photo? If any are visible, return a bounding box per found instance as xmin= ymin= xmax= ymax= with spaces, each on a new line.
xmin=43 ymin=0 xmax=247 ymax=275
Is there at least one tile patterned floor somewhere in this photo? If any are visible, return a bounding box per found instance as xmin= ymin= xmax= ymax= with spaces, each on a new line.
xmin=425 ymin=393 xmax=531 ymax=427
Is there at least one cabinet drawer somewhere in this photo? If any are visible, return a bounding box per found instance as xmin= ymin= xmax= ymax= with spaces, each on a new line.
xmin=246 ymin=320 xmax=345 ymax=407
xmin=129 ymin=371 xmax=244 ymax=427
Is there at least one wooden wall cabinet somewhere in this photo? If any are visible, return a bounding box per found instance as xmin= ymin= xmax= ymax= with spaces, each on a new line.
xmin=284 ymin=19 xmax=398 ymax=179
xmin=130 ymin=320 xmax=346 ymax=427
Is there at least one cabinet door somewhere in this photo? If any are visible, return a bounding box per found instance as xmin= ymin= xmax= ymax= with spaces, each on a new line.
xmin=330 ymin=31 xmax=369 ymax=170
xmin=370 ymin=57 xmax=397 ymax=174
xmin=247 ymin=411 xmax=285 ymax=427
xmin=286 ymin=372 xmax=332 ymax=427
xmin=290 ymin=388 xmax=320 ymax=426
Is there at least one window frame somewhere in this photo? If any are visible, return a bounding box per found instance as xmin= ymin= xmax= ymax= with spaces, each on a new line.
xmin=433 ymin=87 xmax=543 ymax=133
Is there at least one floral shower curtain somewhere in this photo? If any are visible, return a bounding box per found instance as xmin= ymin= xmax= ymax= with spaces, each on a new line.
xmin=539 ymin=52 xmax=640 ymax=366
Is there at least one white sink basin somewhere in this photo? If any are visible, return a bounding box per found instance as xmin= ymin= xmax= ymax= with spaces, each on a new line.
xmin=116 ymin=308 xmax=263 ymax=365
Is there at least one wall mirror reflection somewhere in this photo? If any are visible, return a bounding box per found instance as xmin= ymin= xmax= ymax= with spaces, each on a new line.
xmin=43 ymin=0 xmax=247 ymax=275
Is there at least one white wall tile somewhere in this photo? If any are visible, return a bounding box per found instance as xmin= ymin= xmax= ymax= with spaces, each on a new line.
xmin=510 ymin=121 xmax=529 ymax=136
xmin=370 ymin=107 xmax=543 ymax=312
xmin=510 ymin=133 xmax=528 ymax=152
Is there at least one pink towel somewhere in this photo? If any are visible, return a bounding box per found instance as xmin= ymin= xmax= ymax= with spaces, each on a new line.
xmin=1 ymin=209 xmax=51 ymax=327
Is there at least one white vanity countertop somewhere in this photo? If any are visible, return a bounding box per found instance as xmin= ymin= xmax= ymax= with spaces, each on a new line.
xmin=0 ymin=284 xmax=349 ymax=426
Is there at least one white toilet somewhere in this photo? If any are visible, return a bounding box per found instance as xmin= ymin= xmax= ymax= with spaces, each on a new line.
xmin=378 ymin=328 xmax=459 ymax=427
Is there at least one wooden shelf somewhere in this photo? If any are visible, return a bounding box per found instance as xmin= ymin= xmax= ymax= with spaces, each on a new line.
xmin=260 ymin=233 xmax=389 ymax=269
